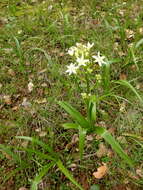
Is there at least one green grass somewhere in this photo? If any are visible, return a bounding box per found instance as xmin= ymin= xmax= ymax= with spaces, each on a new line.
xmin=0 ymin=0 xmax=143 ymax=189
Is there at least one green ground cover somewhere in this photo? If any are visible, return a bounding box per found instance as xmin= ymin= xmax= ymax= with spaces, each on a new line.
xmin=0 ymin=0 xmax=143 ymax=189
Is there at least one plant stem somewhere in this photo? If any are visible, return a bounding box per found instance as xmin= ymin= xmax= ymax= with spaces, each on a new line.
xmin=85 ymin=72 xmax=90 ymax=94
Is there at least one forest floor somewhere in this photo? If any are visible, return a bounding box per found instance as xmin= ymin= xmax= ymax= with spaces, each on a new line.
xmin=0 ymin=0 xmax=143 ymax=190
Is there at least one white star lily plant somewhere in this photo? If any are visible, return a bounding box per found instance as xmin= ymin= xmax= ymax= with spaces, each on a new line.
xmin=59 ymin=42 xmax=134 ymax=176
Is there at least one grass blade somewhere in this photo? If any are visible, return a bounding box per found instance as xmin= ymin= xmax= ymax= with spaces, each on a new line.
xmin=135 ymin=38 xmax=143 ymax=48
xmin=58 ymin=101 xmax=90 ymax=129
xmin=115 ymin=80 xmax=143 ymax=104
xmin=101 ymin=62 xmax=110 ymax=94
xmin=79 ymin=127 xmax=87 ymax=160
xmin=30 ymin=48 xmax=52 ymax=64
xmin=0 ymin=144 xmax=24 ymax=165
xmin=123 ymin=133 xmax=143 ymax=141
xmin=21 ymin=147 xmax=55 ymax=161
xmin=13 ymin=36 xmax=22 ymax=58
xmin=90 ymin=184 xmax=100 ymax=190
xmin=123 ymin=133 xmax=143 ymax=148
xmin=94 ymin=127 xmax=134 ymax=167
xmin=16 ymin=136 xmax=58 ymax=159
xmin=31 ymin=162 xmax=55 ymax=190
xmin=87 ymin=100 xmax=97 ymax=124
xmin=56 ymin=160 xmax=84 ymax=190
xmin=131 ymin=139 xmax=143 ymax=148
xmin=1 ymin=166 xmax=29 ymax=187
xmin=91 ymin=102 xmax=96 ymax=122
xmin=62 ymin=123 xmax=79 ymax=129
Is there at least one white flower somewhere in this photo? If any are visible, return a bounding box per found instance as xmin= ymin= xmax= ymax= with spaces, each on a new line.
xmin=28 ymin=81 xmax=34 ymax=92
xmin=76 ymin=43 xmax=82 ymax=47
xmin=21 ymin=97 xmax=31 ymax=107
xmin=76 ymin=55 xmax=89 ymax=66
xmin=96 ymin=74 xmax=102 ymax=83
xmin=86 ymin=42 xmax=94 ymax=49
xmin=67 ymin=47 xmax=76 ymax=56
xmin=18 ymin=30 xmax=22 ymax=34
xmin=66 ymin=63 xmax=78 ymax=75
xmin=92 ymin=52 xmax=107 ymax=66
xmin=81 ymin=93 xmax=87 ymax=99
xmin=48 ymin=5 xmax=53 ymax=10
xmin=96 ymin=74 xmax=102 ymax=81
xmin=81 ymin=93 xmax=91 ymax=99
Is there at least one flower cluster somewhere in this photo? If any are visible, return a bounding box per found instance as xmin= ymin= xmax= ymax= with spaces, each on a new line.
xmin=81 ymin=92 xmax=91 ymax=99
xmin=66 ymin=42 xmax=93 ymax=75
xmin=66 ymin=42 xmax=107 ymax=75
xmin=67 ymin=42 xmax=94 ymax=58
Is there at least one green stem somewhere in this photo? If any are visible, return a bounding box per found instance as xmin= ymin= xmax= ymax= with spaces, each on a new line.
xmin=85 ymin=72 xmax=90 ymax=94
xmin=73 ymin=76 xmax=82 ymax=93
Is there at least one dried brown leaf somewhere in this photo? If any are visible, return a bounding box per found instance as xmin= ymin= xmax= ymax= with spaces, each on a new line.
xmin=19 ymin=188 xmax=28 ymax=190
xmin=136 ymin=169 xmax=143 ymax=178
xmin=86 ymin=135 xmax=94 ymax=141
xmin=93 ymin=164 xmax=108 ymax=179
xmin=120 ymin=73 xmax=127 ymax=80
xmin=12 ymin=106 xmax=19 ymax=111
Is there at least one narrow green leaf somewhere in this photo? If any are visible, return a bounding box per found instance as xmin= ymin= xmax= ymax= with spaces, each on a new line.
xmin=91 ymin=102 xmax=96 ymax=122
xmin=0 ymin=145 xmax=54 ymax=161
xmin=13 ymin=36 xmax=22 ymax=58
xmin=98 ymin=93 xmax=113 ymax=101
xmin=111 ymin=94 xmax=132 ymax=105
xmin=123 ymin=133 xmax=143 ymax=141
xmin=30 ymin=48 xmax=52 ymax=64
xmin=16 ymin=136 xmax=58 ymax=159
xmin=94 ymin=127 xmax=134 ymax=167
xmin=0 ymin=144 xmax=24 ymax=165
xmin=131 ymin=139 xmax=143 ymax=148
xmin=87 ymin=96 xmax=97 ymax=124
xmin=21 ymin=147 xmax=55 ymax=161
xmin=102 ymin=62 xmax=110 ymax=94
xmin=56 ymin=160 xmax=84 ymax=190
xmin=123 ymin=134 xmax=143 ymax=148
xmin=87 ymin=101 xmax=93 ymax=123
xmin=79 ymin=127 xmax=87 ymax=160
xmin=58 ymin=101 xmax=90 ymax=129
xmin=31 ymin=162 xmax=55 ymax=190
xmin=115 ymin=80 xmax=143 ymax=104
xmin=62 ymin=123 xmax=79 ymax=130
xmin=135 ymin=38 xmax=143 ymax=48
xmin=90 ymin=184 xmax=100 ymax=190
xmin=2 ymin=166 xmax=29 ymax=186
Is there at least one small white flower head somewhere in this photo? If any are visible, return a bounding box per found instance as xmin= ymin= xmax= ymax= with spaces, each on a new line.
xmin=28 ymin=81 xmax=34 ymax=92
xmin=86 ymin=42 xmax=94 ymax=50
xmin=67 ymin=46 xmax=76 ymax=56
xmin=81 ymin=93 xmax=91 ymax=99
xmin=66 ymin=63 xmax=78 ymax=75
xmin=17 ymin=30 xmax=22 ymax=34
xmin=76 ymin=55 xmax=89 ymax=67
xmin=68 ymin=42 xmax=93 ymax=58
xmin=92 ymin=52 xmax=107 ymax=66
xmin=48 ymin=5 xmax=53 ymax=10
xmin=96 ymin=74 xmax=102 ymax=83
xmin=75 ymin=43 xmax=88 ymax=57
xmin=76 ymin=43 xmax=82 ymax=47
xmin=21 ymin=97 xmax=31 ymax=107
xmin=119 ymin=102 xmax=126 ymax=112
xmin=81 ymin=93 xmax=87 ymax=99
